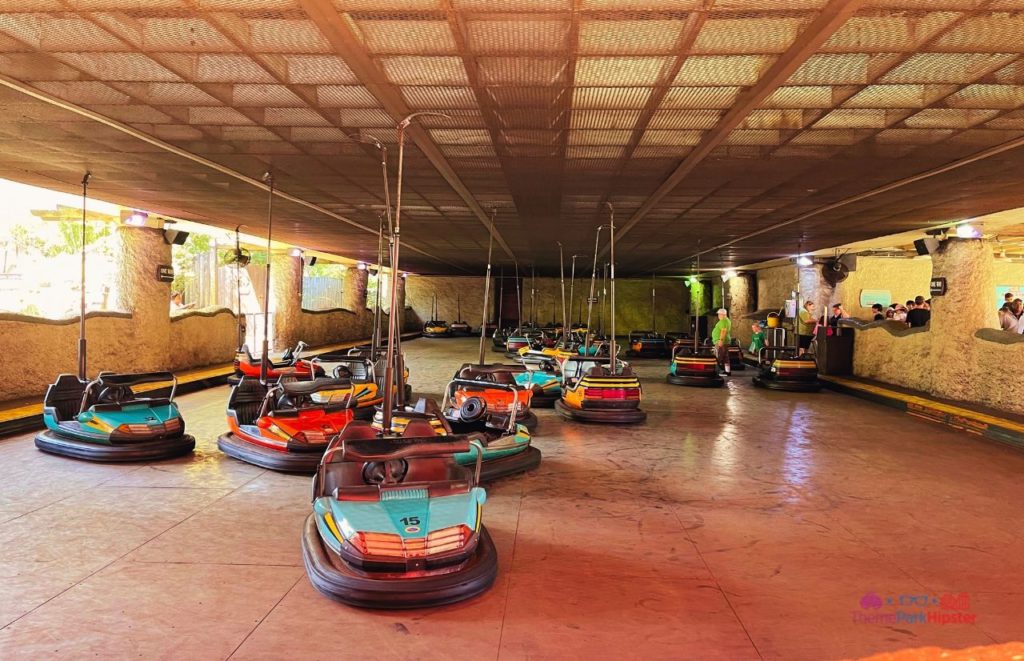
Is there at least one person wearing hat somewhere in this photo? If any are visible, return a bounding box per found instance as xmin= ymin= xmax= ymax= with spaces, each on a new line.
xmin=712 ymin=308 xmax=732 ymax=376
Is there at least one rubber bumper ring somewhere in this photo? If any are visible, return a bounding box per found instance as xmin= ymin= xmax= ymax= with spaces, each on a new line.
xmin=217 ymin=433 xmax=322 ymax=474
xmin=34 ymin=430 xmax=195 ymax=463
xmin=665 ymin=373 xmax=725 ymax=388
xmin=478 ymin=446 xmax=542 ymax=482
xmin=301 ymin=513 xmax=498 ymax=609
xmin=554 ymin=400 xmax=646 ymax=424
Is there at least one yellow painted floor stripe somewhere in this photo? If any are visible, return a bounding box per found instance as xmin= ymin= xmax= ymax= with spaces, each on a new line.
xmin=0 ymin=333 xmax=419 ymax=427
xmin=821 ymin=375 xmax=1024 ymax=434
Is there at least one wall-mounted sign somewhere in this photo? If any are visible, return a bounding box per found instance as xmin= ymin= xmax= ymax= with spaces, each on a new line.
xmin=859 ymin=289 xmax=892 ymax=308
xmin=157 ymin=265 xmax=175 ymax=283
xmin=930 ymin=277 xmax=947 ymax=296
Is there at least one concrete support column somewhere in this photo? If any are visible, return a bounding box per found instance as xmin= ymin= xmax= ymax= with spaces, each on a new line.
xmin=929 ymin=238 xmax=995 ymax=401
xmin=116 ymin=226 xmax=171 ymax=372
xmin=712 ymin=281 xmax=724 ymax=311
xmin=270 ymin=251 xmax=302 ymax=351
xmin=344 ymin=266 xmax=368 ymax=312
xmin=726 ymin=273 xmax=757 ymax=346
xmin=798 ymin=265 xmax=835 ymax=322
xmin=726 ymin=273 xmax=756 ymax=316
xmin=345 ymin=266 xmax=371 ymax=337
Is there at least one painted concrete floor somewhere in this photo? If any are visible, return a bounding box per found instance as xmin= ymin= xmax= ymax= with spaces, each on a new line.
xmin=1 ymin=338 xmax=1023 ymax=660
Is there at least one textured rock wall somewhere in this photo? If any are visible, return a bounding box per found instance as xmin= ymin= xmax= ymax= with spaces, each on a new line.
xmin=406 ymin=276 xmax=493 ymax=328
xmin=0 ymin=315 xmax=134 ymax=402
xmin=851 ymin=239 xmax=1024 ymax=415
xmin=1 ymin=238 xmax=387 ymax=404
xmin=406 ymin=276 xmax=689 ymax=334
xmin=834 ymin=256 xmax=932 ymax=318
xmin=757 ymin=265 xmax=798 ymax=311
xmin=296 ymin=310 xmax=367 ymax=347
xmin=991 ymin=260 xmax=1024 ymax=290
xmin=168 ymin=311 xmax=237 ymax=372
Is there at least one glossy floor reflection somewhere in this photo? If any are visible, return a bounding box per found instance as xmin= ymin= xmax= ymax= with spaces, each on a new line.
xmin=1 ymin=338 xmax=1022 ymax=660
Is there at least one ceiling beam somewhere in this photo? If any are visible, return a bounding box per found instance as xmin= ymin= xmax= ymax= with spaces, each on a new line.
xmin=611 ymin=0 xmax=868 ymax=248
xmin=0 ymin=72 xmax=462 ymax=269
xmin=297 ymin=0 xmax=516 ymax=262
xmin=650 ymin=131 xmax=1024 ymax=272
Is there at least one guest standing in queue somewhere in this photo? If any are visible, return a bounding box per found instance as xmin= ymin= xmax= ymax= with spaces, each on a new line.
xmin=797 ymin=300 xmax=816 ymax=355
xmin=712 ymin=308 xmax=733 ymax=376
xmin=871 ymin=303 xmax=885 ymax=321
xmin=906 ymin=295 xmax=931 ymax=328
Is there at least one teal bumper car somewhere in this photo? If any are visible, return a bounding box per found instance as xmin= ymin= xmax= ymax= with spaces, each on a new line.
xmin=35 ymin=372 xmax=195 ymax=462
xmin=513 ymin=358 xmax=561 ymax=407
xmin=302 ymin=421 xmax=497 ymax=608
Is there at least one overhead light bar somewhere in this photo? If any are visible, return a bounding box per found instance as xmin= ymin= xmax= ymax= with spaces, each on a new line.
xmin=796 ymin=255 xmax=813 ymax=266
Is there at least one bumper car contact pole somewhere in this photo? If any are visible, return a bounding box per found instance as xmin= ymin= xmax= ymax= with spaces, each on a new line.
xmin=514 ymin=261 xmax=521 ymax=330
xmin=558 ymin=242 xmax=567 ymax=345
xmin=371 ymin=213 xmax=384 ymax=360
xmin=260 ymin=172 xmax=274 ymax=385
xmin=651 ymin=272 xmax=657 ymax=335
xmin=383 ymin=112 xmax=449 ymax=429
xmin=607 ymin=203 xmax=617 ymax=375
xmin=478 ymin=207 xmax=496 ymax=365
xmin=567 ymin=254 xmax=584 ymax=340
xmin=77 ymin=172 xmax=91 ymax=380
xmin=584 ymin=225 xmax=607 ymax=358
xmin=346 ymin=134 xmax=392 ymax=362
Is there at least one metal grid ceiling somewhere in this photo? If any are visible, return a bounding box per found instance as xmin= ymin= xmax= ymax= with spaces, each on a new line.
xmin=1 ymin=1 xmax=1024 ymax=273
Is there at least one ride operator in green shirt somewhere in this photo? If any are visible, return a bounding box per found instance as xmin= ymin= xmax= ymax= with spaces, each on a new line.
xmin=712 ymin=308 xmax=732 ymax=376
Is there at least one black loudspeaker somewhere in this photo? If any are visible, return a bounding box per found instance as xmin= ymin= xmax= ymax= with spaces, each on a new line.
xmin=306 ymin=256 xmax=318 ymax=267
xmin=913 ymin=238 xmax=940 ymax=255
xmin=163 ymin=229 xmax=190 ymax=245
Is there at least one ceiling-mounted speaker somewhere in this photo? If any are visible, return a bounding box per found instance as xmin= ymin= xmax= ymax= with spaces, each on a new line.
xmin=913 ymin=238 xmax=940 ymax=255
xmin=163 ymin=229 xmax=189 ymax=245
xmin=306 ymin=256 xmax=318 ymax=267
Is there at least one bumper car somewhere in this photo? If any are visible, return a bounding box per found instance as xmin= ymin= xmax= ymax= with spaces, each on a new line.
xmin=373 ymin=397 xmax=539 ymax=481
xmin=443 ymin=365 xmax=538 ymax=432
xmin=577 ymin=337 xmax=607 ymax=357
xmin=665 ymin=331 xmax=691 ymax=347
xmin=752 ymin=348 xmax=822 ymax=392
xmin=556 ymin=356 xmax=646 ymax=424
xmin=504 ymin=331 xmax=539 ymax=358
xmin=311 ymin=355 xmax=411 ymax=420
xmin=513 ymin=357 xmax=561 ymax=407
xmin=233 ymin=341 xmax=322 ymax=384
xmin=302 ymin=422 xmax=497 ymax=608
xmin=422 ymin=320 xmax=450 ymax=338
xmin=449 ymin=320 xmax=472 ymax=336
xmin=218 ymin=376 xmax=356 ymax=473
xmin=727 ymin=340 xmax=747 ymax=371
xmin=35 ymin=372 xmax=195 ymax=462
xmin=627 ymin=330 xmax=668 ymax=358
xmin=491 ymin=327 xmax=510 ymax=353
xmin=667 ymin=345 xmax=724 ymax=388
